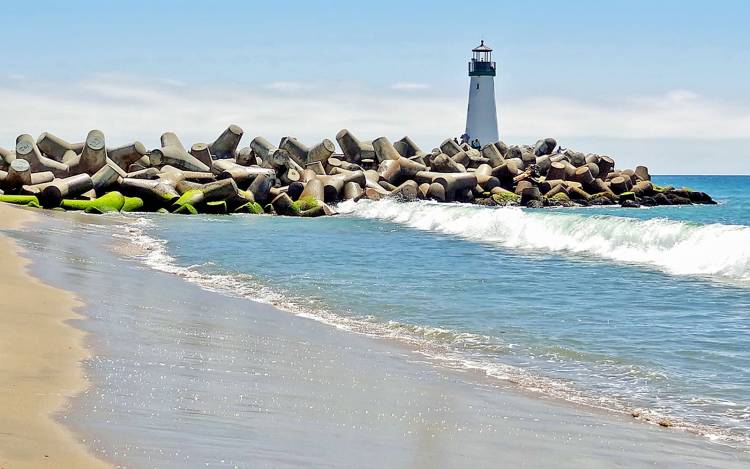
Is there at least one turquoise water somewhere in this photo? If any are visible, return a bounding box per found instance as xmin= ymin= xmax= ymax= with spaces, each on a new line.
xmin=132 ymin=176 xmax=750 ymax=447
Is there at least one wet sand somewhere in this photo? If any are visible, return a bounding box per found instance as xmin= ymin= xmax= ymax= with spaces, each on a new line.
xmin=11 ymin=210 xmax=750 ymax=468
xmin=0 ymin=204 xmax=107 ymax=469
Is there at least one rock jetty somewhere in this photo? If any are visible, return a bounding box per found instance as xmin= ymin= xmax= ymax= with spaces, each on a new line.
xmin=0 ymin=126 xmax=716 ymax=215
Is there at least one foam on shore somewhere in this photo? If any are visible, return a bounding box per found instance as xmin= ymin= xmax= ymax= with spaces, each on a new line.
xmin=120 ymin=214 xmax=750 ymax=450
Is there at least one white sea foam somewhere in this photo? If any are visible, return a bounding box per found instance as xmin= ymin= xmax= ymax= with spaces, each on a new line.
xmin=114 ymin=215 xmax=750 ymax=449
xmin=338 ymin=199 xmax=750 ymax=283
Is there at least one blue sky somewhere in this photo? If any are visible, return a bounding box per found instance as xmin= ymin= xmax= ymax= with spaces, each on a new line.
xmin=1 ymin=0 xmax=748 ymax=173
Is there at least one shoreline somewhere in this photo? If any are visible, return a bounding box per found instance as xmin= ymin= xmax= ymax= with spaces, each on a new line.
xmin=14 ymin=208 xmax=747 ymax=467
xmin=126 ymin=208 xmax=750 ymax=448
xmin=0 ymin=204 xmax=107 ymax=469
xmin=0 ymin=202 xmax=747 ymax=466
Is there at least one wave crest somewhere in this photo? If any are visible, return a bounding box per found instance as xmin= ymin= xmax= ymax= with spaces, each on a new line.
xmin=338 ymin=199 xmax=750 ymax=282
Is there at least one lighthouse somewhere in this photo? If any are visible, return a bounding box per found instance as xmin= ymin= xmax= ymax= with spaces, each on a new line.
xmin=464 ymin=40 xmax=499 ymax=147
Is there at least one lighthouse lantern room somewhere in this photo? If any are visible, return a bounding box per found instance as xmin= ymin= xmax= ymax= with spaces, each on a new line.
xmin=464 ymin=40 xmax=499 ymax=148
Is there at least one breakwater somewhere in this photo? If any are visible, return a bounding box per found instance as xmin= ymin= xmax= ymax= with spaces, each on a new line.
xmin=0 ymin=126 xmax=715 ymax=214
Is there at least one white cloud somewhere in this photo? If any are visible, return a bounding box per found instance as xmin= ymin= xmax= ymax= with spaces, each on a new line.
xmin=262 ymin=81 xmax=315 ymax=92
xmin=389 ymin=82 xmax=432 ymax=91
xmin=502 ymin=93 xmax=750 ymax=140
xmin=0 ymin=77 xmax=747 ymax=160
xmin=0 ymin=77 xmax=464 ymax=151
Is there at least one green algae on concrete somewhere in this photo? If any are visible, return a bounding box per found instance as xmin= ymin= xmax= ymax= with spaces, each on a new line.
xmin=0 ymin=195 xmax=41 ymax=207
xmin=234 ymin=201 xmax=264 ymax=214
xmin=122 ymin=196 xmax=145 ymax=212
xmin=174 ymin=189 xmax=204 ymax=207
xmin=173 ymin=203 xmax=198 ymax=215
xmin=204 ymin=200 xmax=228 ymax=214
xmin=550 ymin=192 xmax=571 ymax=202
xmin=61 ymin=191 xmax=126 ymax=213
xmin=290 ymin=196 xmax=319 ymax=213
xmin=491 ymin=192 xmax=520 ymax=205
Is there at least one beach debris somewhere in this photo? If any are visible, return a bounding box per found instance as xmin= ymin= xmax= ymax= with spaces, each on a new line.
xmin=0 ymin=127 xmax=717 ymax=215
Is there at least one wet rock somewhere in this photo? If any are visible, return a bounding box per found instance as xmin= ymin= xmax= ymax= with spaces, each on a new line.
xmin=546 ymin=193 xmax=575 ymax=207
xmin=640 ymin=196 xmax=658 ymax=207
xmin=520 ymin=187 xmax=542 ymax=206
xmin=618 ymin=191 xmax=636 ymax=202
xmin=491 ymin=191 xmax=520 ymax=206
xmin=654 ymin=193 xmax=672 ymax=205
xmin=526 ymin=199 xmax=544 ymax=208
xmin=667 ymin=193 xmax=692 ymax=205
xmin=589 ymin=196 xmax=614 ymax=205
xmin=688 ymin=191 xmax=717 ymax=204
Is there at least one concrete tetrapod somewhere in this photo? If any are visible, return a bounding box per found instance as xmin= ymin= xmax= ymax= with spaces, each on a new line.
xmin=393 ymin=136 xmax=423 ymax=158
xmin=249 ymin=136 xmax=275 ymax=162
xmin=151 ymin=145 xmax=210 ymax=172
xmin=36 ymin=132 xmax=82 ymax=161
xmin=635 ymin=165 xmax=651 ymax=181
xmin=431 ymin=153 xmax=465 ymax=173
xmin=71 ymin=130 xmax=108 ymax=175
xmin=215 ymin=160 xmax=276 ymax=187
xmin=415 ymin=171 xmax=477 ymax=201
xmin=109 ymin=142 xmax=148 ymax=170
xmin=336 ymin=129 xmax=375 ymax=163
xmin=189 ymin=143 xmax=213 ymax=168
xmin=439 ymin=138 xmax=462 ymax=157
xmin=235 ymin=146 xmax=257 ymax=166
xmin=15 ymin=134 xmax=69 ymax=176
xmin=4 ymin=159 xmax=33 ymax=192
xmin=281 ymin=137 xmax=336 ymax=166
xmin=92 ymin=159 xmax=128 ymax=195
xmin=481 ymin=144 xmax=505 ymax=168
xmin=39 ymin=174 xmax=95 ymax=208
xmin=0 ymin=146 xmax=15 ymax=170
xmin=597 ymin=157 xmax=615 ymax=179
xmin=209 ymin=125 xmax=243 ymax=160
xmin=372 ymin=137 xmax=402 ymax=163
xmin=317 ymin=170 xmax=366 ymax=202
xmin=299 ymin=178 xmax=325 ymax=202
xmin=119 ymin=178 xmax=180 ymax=207
xmin=389 ymin=180 xmax=419 ymax=201
xmin=248 ymin=173 xmax=275 ymax=204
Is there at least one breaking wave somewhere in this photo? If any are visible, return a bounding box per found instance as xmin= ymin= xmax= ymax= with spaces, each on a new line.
xmin=110 ymin=215 xmax=750 ymax=449
xmin=338 ymin=199 xmax=750 ymax=283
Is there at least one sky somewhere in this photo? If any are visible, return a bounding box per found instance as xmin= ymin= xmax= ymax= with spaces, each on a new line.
xmin=0 ymin=0 xmax=748 ymax=173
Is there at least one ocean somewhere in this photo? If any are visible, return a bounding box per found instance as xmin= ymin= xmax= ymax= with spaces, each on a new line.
xmin=129 ymin=175 xmax=750 ymax=446
xmin=12 ymin=175 xmax=750 ymax=466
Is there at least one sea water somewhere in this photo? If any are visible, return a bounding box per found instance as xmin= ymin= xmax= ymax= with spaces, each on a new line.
xmin=118 ymin=175 xmax=750 ymax=448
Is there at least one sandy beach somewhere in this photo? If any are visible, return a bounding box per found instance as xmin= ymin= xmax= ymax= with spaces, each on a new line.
xmin=0 ymin=204 xmax=107 ymax=469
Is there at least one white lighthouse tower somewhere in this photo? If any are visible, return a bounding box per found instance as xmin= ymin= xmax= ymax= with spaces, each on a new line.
xmin=464 ymin=40 xmax=499 ymax=147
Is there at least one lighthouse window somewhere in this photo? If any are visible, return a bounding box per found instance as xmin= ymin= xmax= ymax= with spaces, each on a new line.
xmin=476 ymin=83 xmax=479 ymax=90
